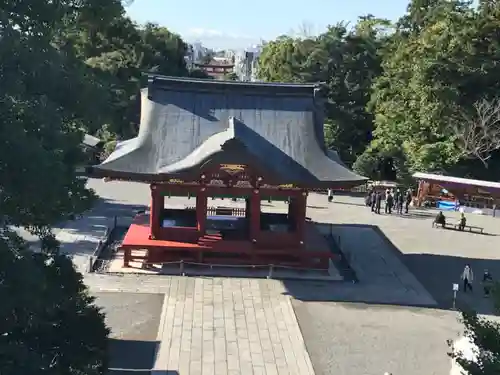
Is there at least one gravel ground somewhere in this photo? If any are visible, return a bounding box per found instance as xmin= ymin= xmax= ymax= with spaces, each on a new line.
xmin=93 ymin=292 xmax=164 ymax=371
xmin=293 ymin=300 xmax=462 ymax=375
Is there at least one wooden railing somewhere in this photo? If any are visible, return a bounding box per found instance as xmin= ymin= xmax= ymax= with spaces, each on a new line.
xmin=208 ymin=206 xmax=246 ymax=217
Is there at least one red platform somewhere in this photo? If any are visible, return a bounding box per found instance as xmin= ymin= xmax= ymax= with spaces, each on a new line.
xmin=120 ymin=214 xmax=335 ymax=269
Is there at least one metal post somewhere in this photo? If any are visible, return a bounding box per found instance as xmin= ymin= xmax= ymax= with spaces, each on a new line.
xmin=452 ymin=290 xmax=457 ymax=310
xmin=88 ymin=256 xmax=94 ymax=273
xmin=267 ymin=264 xmax=274 ymax=279
xmin=180 ymin=260 xmax=185 ymax=276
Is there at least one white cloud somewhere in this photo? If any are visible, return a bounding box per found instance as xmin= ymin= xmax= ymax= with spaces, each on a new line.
xmin=184 ymin=28 xmax=260 ymax=50
xmin=186 ymin=28 xmax=251 ymax=40
xmin=188 ymin=28 xmax=225 ymax=37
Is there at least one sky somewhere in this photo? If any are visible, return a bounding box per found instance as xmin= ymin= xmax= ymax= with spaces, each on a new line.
xmin=126 ymin=0 xmax=411 ymax=50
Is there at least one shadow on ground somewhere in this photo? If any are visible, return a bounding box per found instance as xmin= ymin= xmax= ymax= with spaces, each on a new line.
xmin=370 ymin=225 xmax=500 ymax=315
xmin=108 ymin=339 xmax=162 ymax=375
xmin=283 ymin=222 xmax=499 ymax=316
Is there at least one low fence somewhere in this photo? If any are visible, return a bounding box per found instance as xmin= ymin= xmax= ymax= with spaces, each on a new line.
xmin=88 ymin=215 xmax=135 ymax=272
xmin=132 ymin=260 xmax=330 ymax=278
xmin=107 ymin=369 xmax=152 ymax=375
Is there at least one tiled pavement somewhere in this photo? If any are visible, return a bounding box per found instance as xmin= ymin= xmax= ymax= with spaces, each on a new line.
xmin=87 ymin=274 xmax=314 ymax=375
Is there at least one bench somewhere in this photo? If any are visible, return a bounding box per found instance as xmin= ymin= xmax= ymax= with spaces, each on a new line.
xmin=453 ymin=224 xmax=484 ymax=234
xmin=432 ymin=221 xmax=484 ymax=234
xmin=432 ymin=222 xmax=452 ymax=229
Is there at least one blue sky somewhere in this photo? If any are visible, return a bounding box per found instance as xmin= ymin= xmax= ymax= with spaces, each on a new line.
xmin=126 ymin=0 xmax=410 ymax=49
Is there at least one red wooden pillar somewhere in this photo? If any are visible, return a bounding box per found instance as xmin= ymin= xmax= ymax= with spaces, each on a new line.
xmin=149 ymin=184 xmax=162 ymax=240
xmin=196 ymin=187 xmax=207 ymax=234
xmin=123 ymin=248 xmax=131 ymax=267
xmin=288 ymin=195 xmax=296 ymax=221
xmin=250 ymin=189 xmax=261 ymax=242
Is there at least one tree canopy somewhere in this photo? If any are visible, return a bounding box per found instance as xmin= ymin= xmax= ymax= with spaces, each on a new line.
xmin=257 ymin=1 xmax=500 ymax=181
xmin=0 ymin=0 xmax=193 ymax=373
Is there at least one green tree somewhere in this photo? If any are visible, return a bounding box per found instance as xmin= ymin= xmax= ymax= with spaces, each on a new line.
xmin=0 ymin=1 xmax=111 ymax=373
xmin=82 ymin=19 xmax=190 ymax=138
xmin=140 ymin=23 xmax=189 ymax=76
xmin=449 ymin=308 xmax=500 ymax=375
xmin=258 ymin=20 xmax=387 ymax=164
xmin=225 ymin=72 xmax=239 ymax=81
xmin=189 ymin=68 xmax=212 ymax=79
xmin=0 ymin=238 xmax=110 ymax=375
xmin=368 ymin=0 xmax=500 ymax=180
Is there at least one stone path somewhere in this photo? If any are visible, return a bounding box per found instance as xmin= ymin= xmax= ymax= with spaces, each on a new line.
xmin=57 ymin=217 xmax=110 ymax=274
xmin=87 ymin=274 xmax=315 ymax=375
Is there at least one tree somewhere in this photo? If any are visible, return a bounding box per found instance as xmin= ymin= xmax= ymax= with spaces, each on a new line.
xmin=452 ymin=98 xmax=500 ymax=168
xmin=225 ymin=72 xmax=239 ymax=81
xmin=201 ymin=51 xmax=215 ymax=64
xmin=0 ymin=238 xmax=110 ymax=375
xmin=449 ymin=310 xmax=500 ymax=375
xmin=1 ymin=1 xmax=111 ymax=373
xmin=140 ymin=23 xmax=189 ymax=76
xmin=189 ymin=69 xmax=212 ymax=79
xmin=352 ymin=149 xmax=380 ymax=180
xmin=258 ymin=20 xmax=387 ymax=164
xmin=369 ymin=1 xmax=500 ymax=180
xmin=369 ymin=2 xmax=475 ymax=173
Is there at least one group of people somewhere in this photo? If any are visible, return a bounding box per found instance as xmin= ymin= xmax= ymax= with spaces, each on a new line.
xmin=433 ymin=211 xmax=467 ymax=230
xmin=461 ymin=264 xmax=494 ymax=297
xmin=365 ymin=188 xmax=413 ymax=215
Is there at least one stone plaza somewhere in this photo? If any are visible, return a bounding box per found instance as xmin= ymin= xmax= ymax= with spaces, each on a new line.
xmin=52 ymin=179 xmax=500 ymax=375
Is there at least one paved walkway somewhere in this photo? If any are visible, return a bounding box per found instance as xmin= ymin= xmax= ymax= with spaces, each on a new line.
xmin=87 ymin=274 xmax=315 ymax=375
xmin=307 ymin=193 xmax=500 ymax=312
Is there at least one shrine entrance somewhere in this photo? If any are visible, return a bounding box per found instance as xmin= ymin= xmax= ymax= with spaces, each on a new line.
xmin=119 ymin=162 xmax=324 ymax=268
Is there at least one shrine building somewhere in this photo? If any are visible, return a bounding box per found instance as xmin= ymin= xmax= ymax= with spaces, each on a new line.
xmin=90 ymin=75 xmax=366 ymax=270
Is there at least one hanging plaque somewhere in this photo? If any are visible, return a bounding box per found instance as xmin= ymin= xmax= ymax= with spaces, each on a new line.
xmin=219 ymin=164 xmax=246 ymax=175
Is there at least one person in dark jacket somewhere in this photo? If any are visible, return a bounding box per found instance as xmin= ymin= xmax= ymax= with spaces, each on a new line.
xmin=365 ymin=192 xmax=372 ymax=207
xmin=483 ymin=269 xmax=493 ymax=297
xmin=405 ymin=189 xmax=412 ymax=213
xmin=397 ymin=193 xmax=404 ymax=214
xmin=375 ymin=191 xmax=382 ymax=214
xmin=433 ymin=211 xmax=446 ymax=228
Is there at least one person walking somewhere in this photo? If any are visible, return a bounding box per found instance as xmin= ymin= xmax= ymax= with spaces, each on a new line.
xmin=371 ymin=190 xmax=377 ymax=212
xmin=385 ymin=191 xmax=394 ymax=214
xmin=405 ymin=189 xmax=412 ymax=214
xmin=461 ymin=264 xmax=474 ymax=293
xmin=375 ymin=191 xmax=382 ymax=214
xmin=483 ymin=269 xmax=493 ymax=297
xmin=327 ymin=188 xmax=333 ymax=203
xmin=396 ymin=190 xmax=404 ymax=214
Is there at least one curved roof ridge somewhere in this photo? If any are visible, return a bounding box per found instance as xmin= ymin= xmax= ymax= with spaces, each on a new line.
xmin=148 ymin=74 xmax=323 ymax=88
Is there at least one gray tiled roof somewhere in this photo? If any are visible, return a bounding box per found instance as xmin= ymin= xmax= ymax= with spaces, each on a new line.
xmin=93 ymin=75 xmax=366 ymax=187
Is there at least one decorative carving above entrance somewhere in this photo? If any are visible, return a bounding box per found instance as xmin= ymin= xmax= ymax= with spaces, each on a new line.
xmin=219 ymin=164 xmax=247 ymax=175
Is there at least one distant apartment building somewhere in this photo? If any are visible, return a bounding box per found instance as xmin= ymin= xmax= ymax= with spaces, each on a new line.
xmin=234 ymin=44 xmax=262 ymax=82
xmin=185 ymin=42 xmax=208 ymax=70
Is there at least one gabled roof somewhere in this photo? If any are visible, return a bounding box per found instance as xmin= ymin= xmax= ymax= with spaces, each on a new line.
xmin=413 ymin=172 xmax=500 ymax=191
xmin=91 ymin=75 xmax=366 ymax=187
